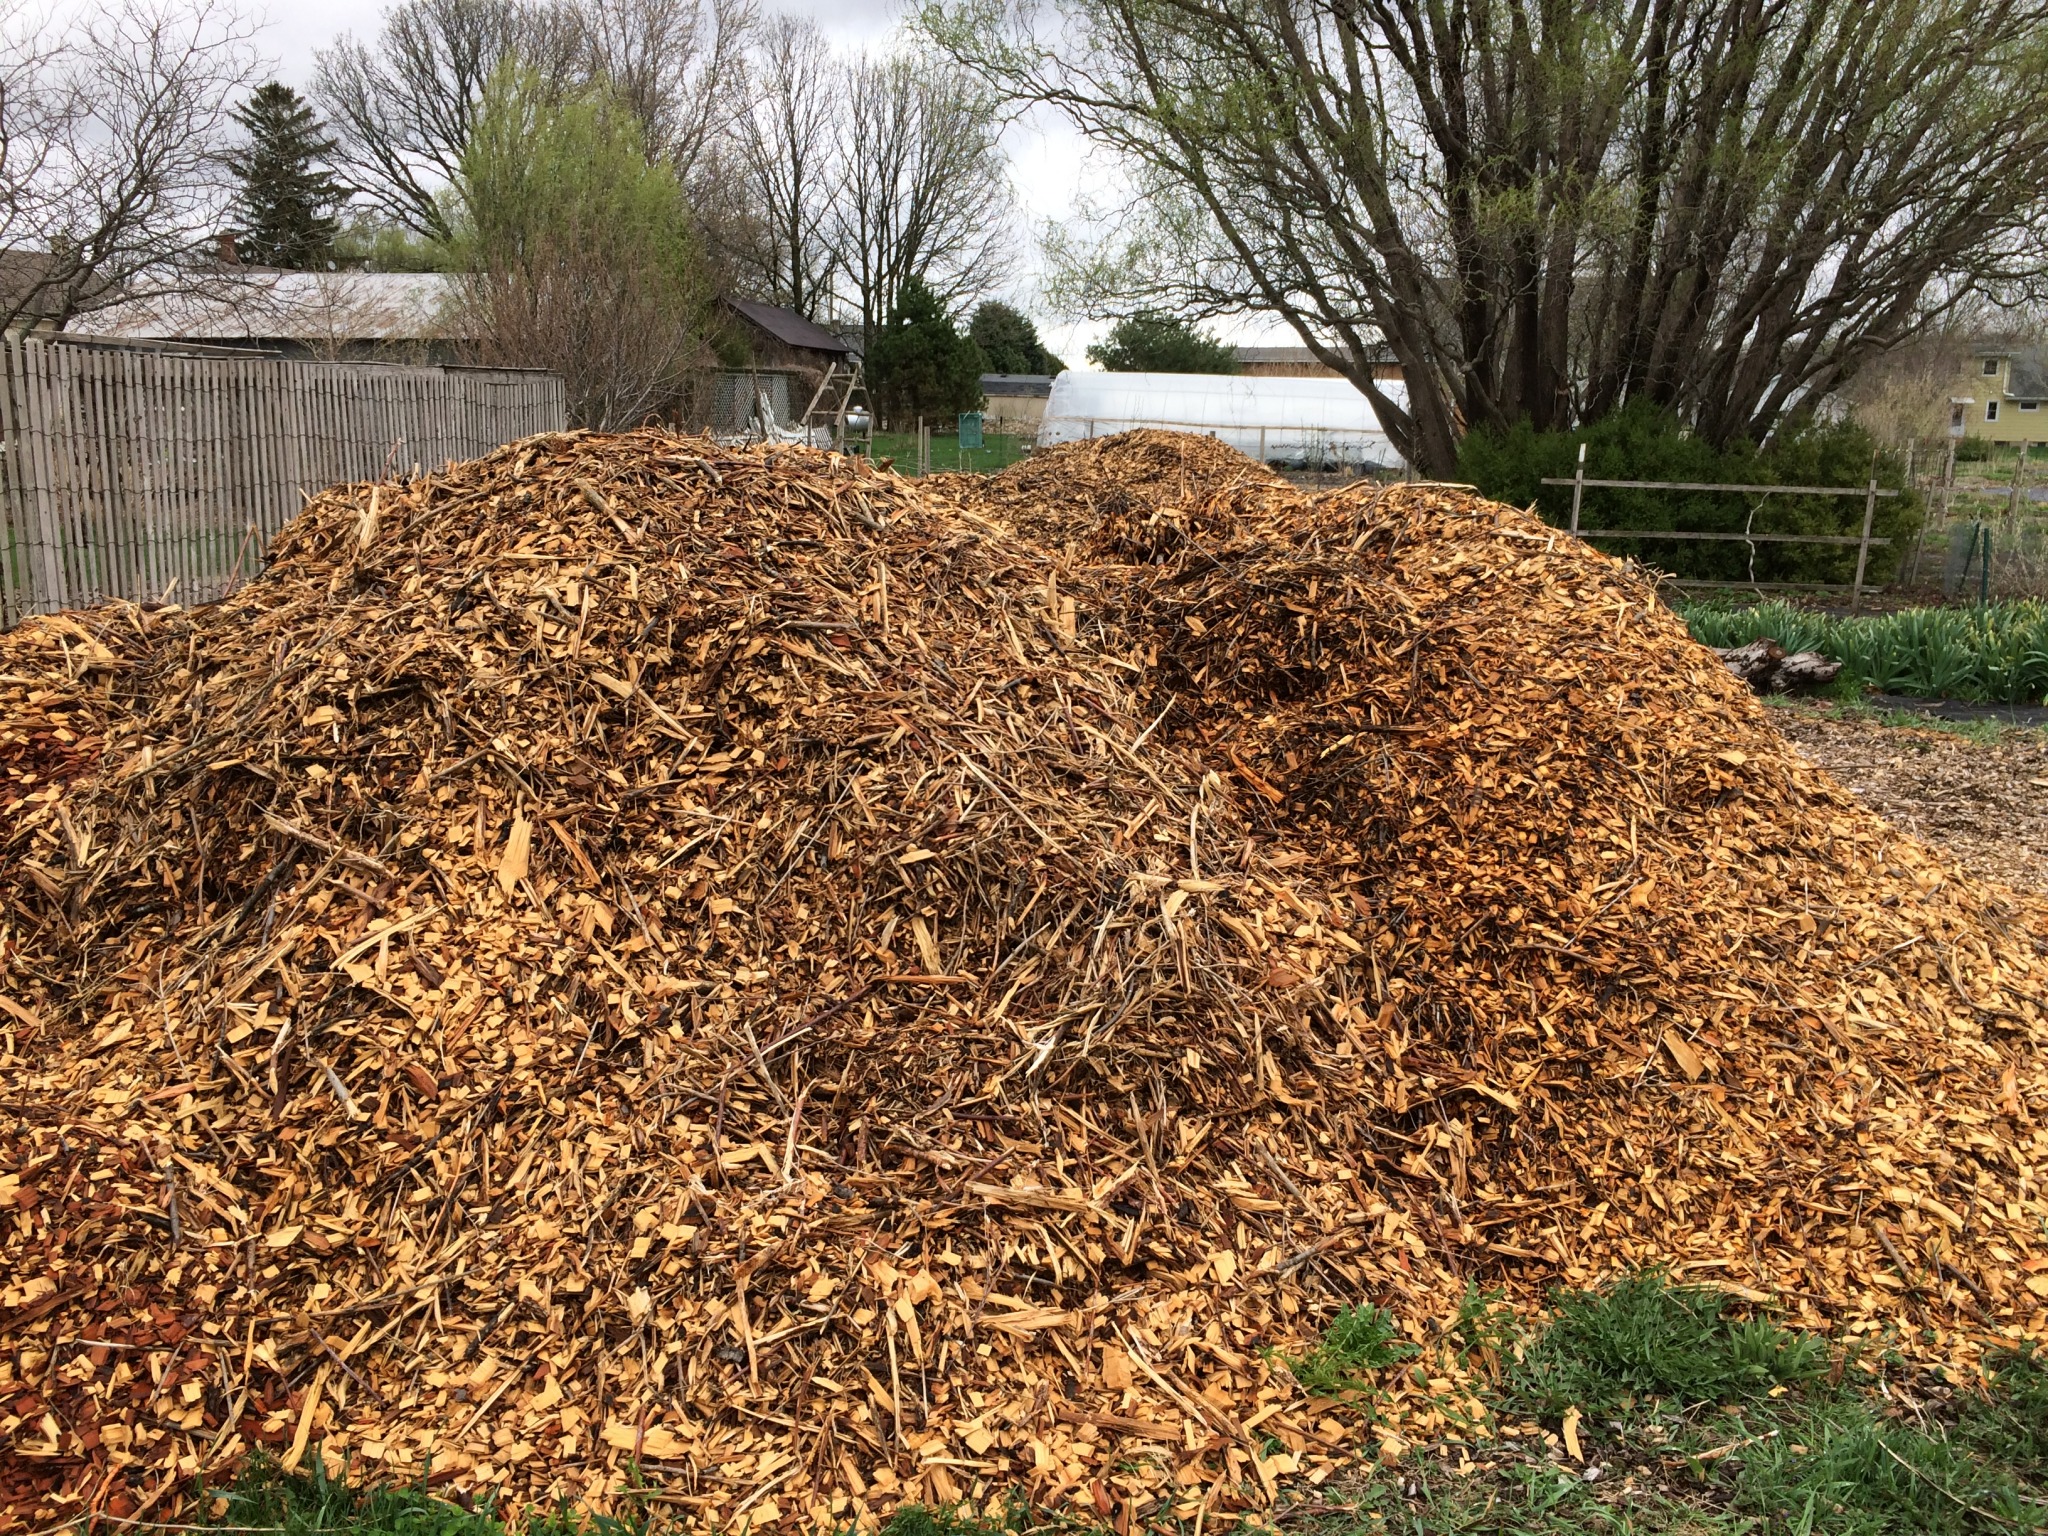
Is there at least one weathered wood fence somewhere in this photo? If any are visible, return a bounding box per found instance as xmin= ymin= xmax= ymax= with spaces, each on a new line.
xmin=0 ymin=337 xmax=567 ymax=625
xmin=1542 ymin=445 xmax=1900 ymax=610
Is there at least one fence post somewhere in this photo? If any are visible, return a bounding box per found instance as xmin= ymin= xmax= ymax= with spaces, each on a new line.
xmin=1569 ymin=441 xmax=1586 ymax=537
xmin=1849 ymin=466 xmax=1878 ymax=612
xmin=2008 ymin=441 xmax=2032 ymax=537
xmin=1981 ymin=524 xmax=1993 ymax=607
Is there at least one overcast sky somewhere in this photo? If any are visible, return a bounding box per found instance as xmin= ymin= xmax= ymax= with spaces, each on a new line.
xmin=252 ymin=0 xmax=1289 ymax=362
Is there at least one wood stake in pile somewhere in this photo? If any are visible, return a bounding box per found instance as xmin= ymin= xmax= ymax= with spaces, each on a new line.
xmin=3 ymin=430 xmax=2046 ymax=1531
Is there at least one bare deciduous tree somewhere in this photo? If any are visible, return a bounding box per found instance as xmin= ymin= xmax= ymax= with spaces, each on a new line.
xmin=313 ymin=0 xmax=580 ymax=240
xmin=724 ymin=16 xmax=839 ymax=318
xmin=932 ymin=0 xmax=2048 ymax=475
xmin=584 ymin=0 xmax=756 ymax=182
xmin=832 ymin=50 xmax=1013 ymax=352
xmin=0 ymin=0 xmax=257 ymax=333
xmin=315 ymin=0 xmax=754 ymax=242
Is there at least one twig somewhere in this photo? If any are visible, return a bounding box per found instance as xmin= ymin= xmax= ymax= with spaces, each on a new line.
xmin=1877 ymin=1438 xmax=2026 ymax=1529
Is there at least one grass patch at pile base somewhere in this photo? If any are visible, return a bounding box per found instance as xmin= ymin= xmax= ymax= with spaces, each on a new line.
xmin=195 ymin=1459 xmax=639 ymax=1536
xmin=1296 ymin=1273 xmax=2048 ymax=1535
xmin=1758 ymin=694 xmax=2039 ymax=743
xmin=185 ymin=1283 xmax=2048 ymax=1536
xmin=1506 ymin=1270 xmax=1827 ymax=1418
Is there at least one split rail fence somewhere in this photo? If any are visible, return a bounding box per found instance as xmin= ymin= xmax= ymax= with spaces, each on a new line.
xmin=1542 ymin=445 xmax=1898 ymax=610
xmin=0 ymin=337 xmax=568 ymax=625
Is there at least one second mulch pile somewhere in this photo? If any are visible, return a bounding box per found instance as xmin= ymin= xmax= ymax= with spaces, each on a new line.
xmin=5 ymin=430 xmax=2047 ymax=1531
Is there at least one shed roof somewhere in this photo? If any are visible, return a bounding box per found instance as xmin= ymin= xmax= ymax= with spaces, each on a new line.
xmin=981 ymin=373 xmax=1054 ymax=397
xmin=722 ymin=297 xmax=850 ymax=355
xmin=1232 ymin=342 xmax=1395 ymax=367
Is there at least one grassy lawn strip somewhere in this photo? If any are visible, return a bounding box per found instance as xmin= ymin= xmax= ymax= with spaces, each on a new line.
xmin=192 ymin=1276 xmax=2048 ymax=1535
xmin=865 ymin=432 xmax=1032 ymax=476
xmin=1304 ymin=1273 xmax=2048 ymax=1535
xmin=1680 ymin=599 xmax=2048 ymax=706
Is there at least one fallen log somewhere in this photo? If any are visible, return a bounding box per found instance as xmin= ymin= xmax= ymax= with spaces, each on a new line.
xmin=1716 ymin=637 xmax=1842 ymax=693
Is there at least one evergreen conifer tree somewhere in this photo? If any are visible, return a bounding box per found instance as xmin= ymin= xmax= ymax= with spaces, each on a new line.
xmin=869 ymin=278 xmax=986 ymax=425
xmin=969 ymin=301 xmax=1066 ymax=374
xmin=228 ymin=84 xmax=346 ymax=268
xmin=1087 ymin=312 xmax=1237 ymax=373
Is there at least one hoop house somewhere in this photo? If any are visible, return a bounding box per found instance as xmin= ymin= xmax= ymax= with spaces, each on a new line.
xmin=1038 ymin=371 xmax=1407 ymax=470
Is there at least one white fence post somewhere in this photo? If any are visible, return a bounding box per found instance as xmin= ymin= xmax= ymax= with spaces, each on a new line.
xmin=1569 ymin=441 xmax=1587 ymax=537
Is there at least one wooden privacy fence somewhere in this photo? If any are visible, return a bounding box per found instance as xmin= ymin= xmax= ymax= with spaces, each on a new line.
xmin=0 ymin=337 xmax=568 ymax=625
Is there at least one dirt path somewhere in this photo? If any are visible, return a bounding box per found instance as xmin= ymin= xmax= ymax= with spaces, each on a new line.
xmin=1774 ymin=706 xmax=2048 ymax=893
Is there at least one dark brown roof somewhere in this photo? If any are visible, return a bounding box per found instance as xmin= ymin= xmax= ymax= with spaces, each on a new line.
xmin=0 ymin=248 xmax=78 ymax=323
xmin=722 ymin=297 xmax=850 ymax=355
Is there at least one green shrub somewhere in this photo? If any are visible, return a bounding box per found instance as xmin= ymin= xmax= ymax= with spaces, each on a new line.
xmin=1458 ymin=400 xmax=1922 ymax=584
xmin=1681 ymin=598 xmax=2048 ymax=704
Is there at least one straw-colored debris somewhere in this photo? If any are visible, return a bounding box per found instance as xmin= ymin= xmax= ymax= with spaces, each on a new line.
xmin=4 ymin=430 xmax=2048 ymax=1531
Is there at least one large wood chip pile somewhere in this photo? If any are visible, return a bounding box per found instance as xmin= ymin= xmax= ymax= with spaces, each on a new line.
xmin=5 ymin=430 xmax=2047 ymax=1531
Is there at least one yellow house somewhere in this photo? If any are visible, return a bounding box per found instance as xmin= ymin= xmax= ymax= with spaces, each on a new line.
xmin=1949 ymin=344 xmax=2047 ymax=444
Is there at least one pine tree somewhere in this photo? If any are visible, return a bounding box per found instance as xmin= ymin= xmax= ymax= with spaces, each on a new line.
xmin=228 ymin=84 xmax=346 ymax=268
xmin=1087 ymin=312 xmax=1237 ymax=373
xmin=969 ymin=301 xmax=1066 ymax=375
xmin=869 ymin=278 xmax=986 ymax=426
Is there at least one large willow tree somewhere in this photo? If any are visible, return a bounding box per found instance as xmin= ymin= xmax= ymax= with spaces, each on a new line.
xmin=929 ymin=0 xmax=2048 ymax=474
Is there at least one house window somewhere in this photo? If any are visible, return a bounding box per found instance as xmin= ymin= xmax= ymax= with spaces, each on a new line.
xmin=1987 ymin=400 xmax=2000 ymax=422
xmin=1985 ymin=357 xmax=2002 ymax=375
xmin=2024 ymin=401 xmax=2040 ymax=412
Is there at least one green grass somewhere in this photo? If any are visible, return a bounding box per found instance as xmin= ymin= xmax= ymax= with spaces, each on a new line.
xmin=194 ymin=1457 xmax=636 ymax=1536
xmin=1289 ymin=1274 xmax=2048 ymax=1535
xmin=865 ymin=431 xmax=1031 ymax=476
xmin=1681 ymin=597 xmax=2048 ymax=704
xmin=1505 ymin=1271 xmax=1828 ymax=1418
xmin=187 ymin=1278 xmax=2048 ymax=1536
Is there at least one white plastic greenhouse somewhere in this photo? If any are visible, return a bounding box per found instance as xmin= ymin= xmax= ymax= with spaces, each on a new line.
xmin=1037 ymin=371 xmax=1408 ymax=470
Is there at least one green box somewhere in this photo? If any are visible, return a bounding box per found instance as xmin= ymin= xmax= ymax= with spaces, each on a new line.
xmin=958 ymin=411 xmax=984 ymax=449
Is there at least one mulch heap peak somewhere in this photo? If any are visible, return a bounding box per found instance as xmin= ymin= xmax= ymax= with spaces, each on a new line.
xmin=5 ymin=428 xmax=2048 ymax=1531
